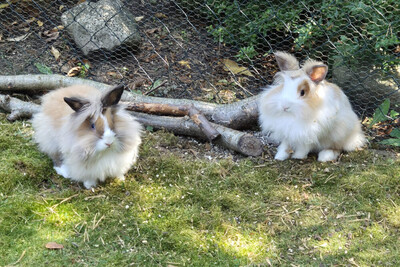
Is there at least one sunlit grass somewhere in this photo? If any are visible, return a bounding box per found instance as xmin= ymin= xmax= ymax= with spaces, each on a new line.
xmin=1 ymin=113 xmax=400 ymax=266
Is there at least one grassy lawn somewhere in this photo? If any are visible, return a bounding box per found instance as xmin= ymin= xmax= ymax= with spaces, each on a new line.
xmin=1 ymin=113 xmax=400 ymax=266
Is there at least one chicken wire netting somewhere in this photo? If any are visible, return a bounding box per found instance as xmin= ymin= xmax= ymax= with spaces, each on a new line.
xmin=0 ymin=0 xmax=399 ymax=117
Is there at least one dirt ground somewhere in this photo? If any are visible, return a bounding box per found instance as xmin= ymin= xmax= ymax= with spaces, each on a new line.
xmin=0 ymin=0 xmax=277 ymax=103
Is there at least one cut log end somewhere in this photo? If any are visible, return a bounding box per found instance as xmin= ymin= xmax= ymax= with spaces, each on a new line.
xmin=237 ymin=134 xmax=264 ymax=156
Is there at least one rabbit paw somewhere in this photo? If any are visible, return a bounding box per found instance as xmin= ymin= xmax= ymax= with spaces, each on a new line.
xmin=275 ymin=142 xmax=290 ymax=160
xmin=292 ymin=150 xmax=309 ymax=159
xmin=274 ymin=151 xmax=290 ymax=161
xmin=54 ymin=165 xmax=70 ymax=178
xmin=83 ymin=180 xmax=97 ymax=189
xmin=117 ymin=175 xmax=125 ymax=181
xmin=318 ymin=149 xmax=339 ymax=162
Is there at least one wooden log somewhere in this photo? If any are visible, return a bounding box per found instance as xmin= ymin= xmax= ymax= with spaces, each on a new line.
xmin=126 ymin=103 xmax=220 ymax=141
xmin=0 ymin=94 xmax=263 ymax=156
xmin=0 ymin=94 xmax=40 ymax=121
xmin=131 ymin=112 xmax=263 ymax=156
xmin=0 ymin=75 xmax=260 ymax=129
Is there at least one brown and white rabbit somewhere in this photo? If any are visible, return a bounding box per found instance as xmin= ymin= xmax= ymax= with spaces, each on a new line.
xmin=258 ymin=52 xmax=365 ymax=162
xmin=32 ymin=84 xmax=142 ymax=188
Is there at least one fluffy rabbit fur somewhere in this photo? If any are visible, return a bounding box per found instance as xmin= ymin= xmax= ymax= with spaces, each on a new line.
xmin=32 ymin=84 xmax=142 ymax=188
xmin=258 ymin=52 xmax=365 ymax=162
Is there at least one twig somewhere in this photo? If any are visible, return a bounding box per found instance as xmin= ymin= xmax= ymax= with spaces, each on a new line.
xmin=0 ymin=94 xmax=40 ymax=121
xmin=126 ymin=102 xmax=220 ymax=141
xmin=51 ymin=193 xmax=79 ymax=209
xmin=143 ymin=80 xmax=167 ymax=95
xmin=131 ymin=112 xmax=263 ymax=156
xmin=6 ymin=250 xmax=26 ymax=266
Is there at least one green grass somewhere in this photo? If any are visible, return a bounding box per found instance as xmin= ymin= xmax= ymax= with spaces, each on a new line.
xmin=1 ymin=113 xmax=400 ymax=266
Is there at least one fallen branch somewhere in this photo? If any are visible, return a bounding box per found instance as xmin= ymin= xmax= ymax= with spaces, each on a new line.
xmin=0 ymin=94 xmax=40 ymax=121
xmin=126 ymin=103 xmax=220 ymax=141
xmin=124 ymin=94 xmax=259 ymax=130
xmin=143 ymin=80 xmax=167 ymax=95
xmin=131 ymin=112 xmax=263 ymax=156
xmin=0 ymin=75 xmax=260 ymax=129
xmin=0 ymin=95 xmax=262 ymax=156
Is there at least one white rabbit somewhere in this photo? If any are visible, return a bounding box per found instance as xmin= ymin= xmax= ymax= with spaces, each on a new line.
xmin=258 ymin=51 xmax=365 ymax=162
xmin=32 ymin=84 xmax=142 ymax=188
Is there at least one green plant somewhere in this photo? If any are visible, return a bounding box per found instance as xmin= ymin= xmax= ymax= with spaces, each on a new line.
xmin=177 ymin=0 xmax=400 ymax=68
xmin=369 ymin=99 xmax=400 ymax=146
xmin=235 ymin=46 xmax=258 ymax=61
xmin=77 ymin=62 xmax=90 ymax=78
xmin=34 ymin=62 xmax=53 ymax=74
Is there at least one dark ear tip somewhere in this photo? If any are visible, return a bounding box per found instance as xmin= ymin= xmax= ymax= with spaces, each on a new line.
xmin=111 ymin=84 xmax=125 ymax=92
xmin=63 ymin=96 xmax=72 ymax=104
xmin=110 ymin=84 xmax=125 ymax=98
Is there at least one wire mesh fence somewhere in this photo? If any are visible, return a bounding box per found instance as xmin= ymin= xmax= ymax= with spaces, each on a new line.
xmin=0 ymin=0 xmax=399 ymax=117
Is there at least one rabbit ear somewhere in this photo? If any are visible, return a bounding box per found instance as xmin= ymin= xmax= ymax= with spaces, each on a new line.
xmin=64 ymin=97 xmax=90 ymax=112
xmin=274 ymin=51 xmax=300 ymax=71
xmin=102 ymin=84 xmax=124 ymax=107
xmin=304 ymin=63 xmax=328 ymax=83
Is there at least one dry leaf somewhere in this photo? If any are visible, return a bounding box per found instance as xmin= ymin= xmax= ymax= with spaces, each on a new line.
xmin=52 ymin=25 xmax=64 ymax=32
xmin=51 ymin=46 xmax=61 ymax=61
xmin=81 ymin=59 xmax=91 ymax=69
xmin=67 ymin=66 xmax=82 ymax=77
xmin=61 ymin=64 xmax=71 ymax=74
xmin=37 ymin=20 xmax=43 ymax=27
xmin=155 ymin=13 xmax=167 ymax=19
xmin=178 ymin=75 xmax=192 ymax=84
xmin=59 ymin=5 xmax=65 ymax=11
xmin=42 ymin=30 xmax=59 ymax=42
xmin=6 ymin=33 xmax=31 ymax=42
xmin=135 ymin=16 xmax=144 ymax=22
xmin=219 ymin=90 xmax=236 ymax=103
xmin=145 ymin=27 xmax=161 ymax=35
xmin=128 ymin=77 xmax=147 ymax=90
xmin=178 ymin=60 xmax=191 ymax=69
xmin=221 ymin=59 xmax=254 ymax=77
xmin=0 ymin=3 xmax=10 ymax=9
xmin=26 ymin=17 xmax=36 ymax=24
xmin=45 ymin=242 xmax=64 ymax=250
xmin=106 ymin=71 xmax=123 ymax=79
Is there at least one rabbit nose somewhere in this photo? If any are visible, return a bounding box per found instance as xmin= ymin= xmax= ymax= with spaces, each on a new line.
xmin=105 ymin=143 xmax=112 ymax=147
xmin=283 ymin=106 xmax=290 ymax=112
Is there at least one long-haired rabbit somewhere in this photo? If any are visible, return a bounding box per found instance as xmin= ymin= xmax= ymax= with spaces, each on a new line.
xmin=32 ymin=84 xmax=142 ymax=188
xmin=258 ymin=52 xmax=365 ymax=162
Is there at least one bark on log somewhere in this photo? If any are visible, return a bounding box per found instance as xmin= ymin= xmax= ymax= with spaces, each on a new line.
xmin=0 ymin=74 xmax=111 ymax=93
xmin=126 ymin=103 xmax=220 ymax=141
xmin=0 ymin=94 xmax=40 ymax=121
xmin=0 ymin=75 xmax=260 ymax=129
xmin=131 ymin=112 xmax=263 ymax=156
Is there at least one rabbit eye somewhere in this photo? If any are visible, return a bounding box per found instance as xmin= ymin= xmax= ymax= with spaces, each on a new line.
xmin=300 ymin=89 xmax=305 ymax=97
xmin=91 ymin=123 xmax=95 ymax=129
